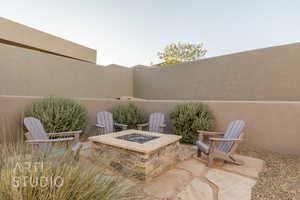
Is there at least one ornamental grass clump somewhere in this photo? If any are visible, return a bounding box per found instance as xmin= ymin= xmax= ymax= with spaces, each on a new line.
xmin=113 ymin=103 xmax=145 ymax=129
xmin=24 ymin=96 xmax=88 ymax=133
xmin=0 ymin=142 xmax=139 ymax=200
xmin=170 ymin=103 xmax=215 ymax=144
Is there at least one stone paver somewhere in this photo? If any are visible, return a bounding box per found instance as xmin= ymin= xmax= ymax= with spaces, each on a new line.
xmin=177 ymin=178 xmax=214 ymax=200
xmin=176 ymin=159 xmax=208 ymax=177
xmin=80 ymin=142 xmax=264 ymax=200
xmin=206 ymin=169 xmax=256 ymax=200
xmin=221 ymin=154 xmax=265 ymax=178
xmin=143 ymin=168 xmax=193 ymax=199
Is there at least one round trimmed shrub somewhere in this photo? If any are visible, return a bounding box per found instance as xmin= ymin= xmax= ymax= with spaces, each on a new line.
xmin=170 ymin=103 xmax=215 ymax=144
xmin=24 ymin=96 xmax=88 ymax=132
xmin=113 ymin=103 xmax=145 ymax=129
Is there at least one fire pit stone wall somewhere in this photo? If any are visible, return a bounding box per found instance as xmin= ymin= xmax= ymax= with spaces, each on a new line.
xmin=89 ymin=130 xmax=189 ymax=181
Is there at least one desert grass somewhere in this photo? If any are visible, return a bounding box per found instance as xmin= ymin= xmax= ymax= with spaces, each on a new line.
xmin=0 ymin=142 xmax=142 ymax=200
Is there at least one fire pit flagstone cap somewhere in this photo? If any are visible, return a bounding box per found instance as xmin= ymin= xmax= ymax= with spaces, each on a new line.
xmin=88 ymin=129 xmax=182 ymax=154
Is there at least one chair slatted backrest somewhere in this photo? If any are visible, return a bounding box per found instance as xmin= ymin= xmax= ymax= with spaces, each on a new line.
xmin=96 ymin=111 xmax=114 ymax=134
xmin=218 ymin=120 xmax=245 ymax=153
xmin=149 ymin=112 xmax=165 ymax=132
xmin=24 ymin=117 xmax=51 ymax=153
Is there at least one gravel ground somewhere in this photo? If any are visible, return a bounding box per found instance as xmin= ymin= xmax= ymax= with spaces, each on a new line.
xmin=237 ymin=145 xmax=300 ymax=200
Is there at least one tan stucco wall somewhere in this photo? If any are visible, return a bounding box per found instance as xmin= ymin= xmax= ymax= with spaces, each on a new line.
xmin=0 ymin=17 xmax=96 ymax=63
xmin=2 ymin=95 xmax=300 ymax=156
xmin=134 ymin=43 xmax=300 ymax=101
xmin=134 ymin=100 xmax=300 ymax=156
xmin=0 ymin=43 xmax=132 ymax=98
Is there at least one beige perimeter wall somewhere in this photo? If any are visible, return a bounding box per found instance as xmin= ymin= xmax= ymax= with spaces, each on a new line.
xmin=134 ymin=43 xmax=300 ymax=101
xmin=0 ymin=17 xmax=96 ymax=63
xmin=2 ymin=95 xmax=300 ymax=156
xmin=0 ymin=43 xmax=133 ymax=98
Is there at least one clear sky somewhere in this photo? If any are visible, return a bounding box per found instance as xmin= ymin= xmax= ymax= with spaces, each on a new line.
xmin=1 ymin=0 xmax=300 ymax=67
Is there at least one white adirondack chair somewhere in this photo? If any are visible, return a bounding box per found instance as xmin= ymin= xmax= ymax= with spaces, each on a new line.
xmin=95 ymin=111 xmax=128 ymax=134
xmin=24 ymin=117 xmax=82 ymax=159
xmin=196 ymin=120 xmax=245 ymax=167
xmin=137 ymin=112 xmax=166 ymax=133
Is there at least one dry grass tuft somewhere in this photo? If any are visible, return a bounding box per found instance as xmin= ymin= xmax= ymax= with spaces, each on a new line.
xmin=0 ymin=142 xmax=142 ymax=200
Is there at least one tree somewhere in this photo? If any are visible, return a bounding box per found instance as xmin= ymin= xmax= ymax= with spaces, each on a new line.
xmin=157 ymin=42 xmax=207 ymax=66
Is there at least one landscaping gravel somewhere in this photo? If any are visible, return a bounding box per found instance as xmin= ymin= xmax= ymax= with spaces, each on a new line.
xmin=237 ymin=145 xmax=300 ymax=200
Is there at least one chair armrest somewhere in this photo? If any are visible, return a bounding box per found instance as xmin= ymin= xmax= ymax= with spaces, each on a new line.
xmin=197 ymin=130 xmax=224 ymax=136
xmin=137 ymin=123 xmax=149 ymax=131
xmin=209 ymin=138 xmax=242 ymax=143
xmin=137 ymin=123 xmax=149 ymax=128
xmin=49 ymin=130 xmax=81 ymax=141
xmin=48 ymin=130 xmax=82 ymax=137
xmin=25 ymin=137 xmax=74 ymax=144
xmin=114 ymin=123 xmax=128 ymax=127
xmin=95 ymin=124 xmax=105 ymax=128
xmin=114 ymin=123 xmax=128 ymax=130
xmin=159 ymin=124 xmax=166 ymax=128
xmin=198 ymin=131 xmax=224 ymax=141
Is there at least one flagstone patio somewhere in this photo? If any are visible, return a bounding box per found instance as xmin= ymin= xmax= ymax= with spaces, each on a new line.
xmin=80 ymin=142 xmax=265 ymax=200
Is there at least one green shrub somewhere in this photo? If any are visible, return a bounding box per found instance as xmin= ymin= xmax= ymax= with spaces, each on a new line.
xmin=24 ymin=96 xmax=88 ymax=133
xmin=170 ymin=103 xmax=215 ymax=144
xmin=113 ymin=103 xmax=145 ymax=129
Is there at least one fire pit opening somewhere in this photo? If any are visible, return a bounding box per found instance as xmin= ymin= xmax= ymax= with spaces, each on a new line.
xmin=117 ymin=133 xmax=160 ymax=144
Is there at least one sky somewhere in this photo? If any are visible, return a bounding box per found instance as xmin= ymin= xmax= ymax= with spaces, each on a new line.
xmin=1 ymin=0 xmax=300 ymax=67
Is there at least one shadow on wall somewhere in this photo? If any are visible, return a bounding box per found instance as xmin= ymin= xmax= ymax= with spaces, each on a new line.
xmin=0 ymin=43 xmax=133 ymax=99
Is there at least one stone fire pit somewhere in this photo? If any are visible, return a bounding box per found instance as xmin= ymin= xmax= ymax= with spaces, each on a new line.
xmin=89 ymin=130 xmax=182 ymax=181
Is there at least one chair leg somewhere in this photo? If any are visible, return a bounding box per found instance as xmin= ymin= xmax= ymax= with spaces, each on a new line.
xmin=159 ymin=127 xmax=164 ymax=133
xmin=229 ymin=155 xmax=244 ymax=165
xmin=197 ymin=148 xmax=202 ymax=157
xmin=208 ymin=155 xmax=214 ymax=167
xmin=74 ymin=150 xmax=80 ymax=161
xmin=97 ymin=127 xmax=106 ymax=135
xmin=74 ymin=144 xmax=83 ymax=161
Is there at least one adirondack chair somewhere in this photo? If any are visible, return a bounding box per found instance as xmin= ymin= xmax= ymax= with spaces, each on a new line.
xmin=196 ymin=120 xmax=245 ymax=167
xmin=24 ymin=117 xmax=82 ymax=159
xmin=95 ymin=111 xmax=128 ymax=134
xmin=137 ymin=112 xmax=166 ymax=133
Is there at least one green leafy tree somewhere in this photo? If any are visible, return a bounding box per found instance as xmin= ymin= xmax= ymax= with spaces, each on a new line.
xmin=157 ymin=42 xmax=207 ymax=66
